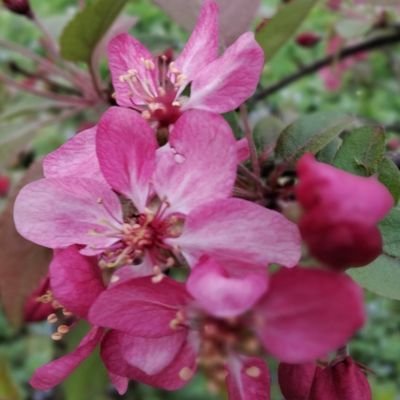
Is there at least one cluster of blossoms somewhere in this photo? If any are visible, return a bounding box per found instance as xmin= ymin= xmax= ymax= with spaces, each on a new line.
xmin=14 ymin=1 xmax=394 ymax=399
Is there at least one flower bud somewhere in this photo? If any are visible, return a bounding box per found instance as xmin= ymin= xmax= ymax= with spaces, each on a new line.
xmin=3 ymin=0 xmax=33 ymax=18
xmin=0 ymin=174 xmax=10 ymax=197
xmin=295 ymin=32 xmax=321 ymax=48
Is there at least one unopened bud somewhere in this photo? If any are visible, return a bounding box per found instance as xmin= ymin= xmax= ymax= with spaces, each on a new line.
xmin=0 ymin=175 xmax=10 ymax=197
xmin=3 ymin=0 xmax=33 ymax=18
xmin=296 ymin=32 xmax=321 ymax=48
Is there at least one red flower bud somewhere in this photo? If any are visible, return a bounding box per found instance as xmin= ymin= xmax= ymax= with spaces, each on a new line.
xmin=296 ymin=32 xmax=321 ymax=48
xmin=309 ymin=357 xmax=372 ymax=400
xmin=3 ymin=0 xmax=32 ymax=18
xmin=0 ymin=174 xmax=10 ymax=197
xmin=278 ymin=362 xmax=318 ymax=400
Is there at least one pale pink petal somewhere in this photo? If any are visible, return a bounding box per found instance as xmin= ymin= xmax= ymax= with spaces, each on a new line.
xmin=50 ymin=246 xmax=105 ymax=318
xmin=183 ymin=32 xmax=264 ymax=113
xmin=101 ymin=331 xmax=197 ymax=390
xmin=108 ymin=372 xmax=129 ymax=395
xmin=14 ymin=178 xmax=123 ymax=250
xmin=108 ymin=33 xmax=158 ymax=107
xmin=97 ymin=107 xmax=156 ymax=211
xmin=173 ymin=0 xmax=218 ymax=85
xmin=255 ymin=268 xmax=366 ymax=363
xmin=121 ymin=331 xmax=187 ymax=375
xmin=30 ymin=327 xmax=103 ymax=390
xmin=169 ymin=198 xmax=301 ymax=269
xmin=43 ymin=127 xmax=104 ymax=182
xmin=226 ymin=356 xmax=270 ymax=400
xmin=187 ymin=257 xmax=268 ymax=318
xmin=153 ymin=111 xmax=237 ymax=215
xmin=236 ymin=138 xmax=250 ymax=163
xmin=89 ymin=276 xmax=191 ymax=337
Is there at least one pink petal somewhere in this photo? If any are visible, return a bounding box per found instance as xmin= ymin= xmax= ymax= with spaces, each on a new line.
xmin=183 ymin=32 xmax=264 ymax=113
xmin=226 ymin=356 xmax=270 ymax=400
xmin=50 ymin=246 xmax=105 ymax=318
xmin=101 ymin=331 xmax=197 ymax=390
xmin=236 ymin=138 xmax=250 ymax=163
xmin=169 ymin=198 xmax=301 ymax=269
xmin=96 ymin=107 xmax=156 ymax=211
xmin=121 ymin=331 xmax=187 ymax=375
xmin=30 ymin=327 xmax=103 ymax=390
xmin=89 ymin=276 xmax=191 ymax=337
xmin=255 ymin=268 xmax=366 ymax=363
xmin=43 ymin=127 xmax=104 ymax=183
xmin=153 ymin=110 xmax=237 ymax=215
xmin=107 ymin=33 xmax=158 ymax=107
xmin=14 ymin=177 xmax=122 ymax=250
xmin=173 ymin=0 xmax=218 ymax=85
xmin=187 ymin=257 xmax=268 ymax=318
xmin=108 ymin=372 xmax=129 ymax=395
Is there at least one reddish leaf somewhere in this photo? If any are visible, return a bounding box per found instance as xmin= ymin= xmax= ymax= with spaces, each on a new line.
xmin=0 ymin=161 xmax=51 ymax=327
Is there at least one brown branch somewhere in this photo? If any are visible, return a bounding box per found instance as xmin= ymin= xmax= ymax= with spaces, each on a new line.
xmin=253 ymin=26 xmax=400 ymax=102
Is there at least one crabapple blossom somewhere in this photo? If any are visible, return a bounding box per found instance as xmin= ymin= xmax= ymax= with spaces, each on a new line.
xmin=108 ymin=0 xmax=264 ymax=127
xmin=296 ymin=154 xmax=393 ymax=269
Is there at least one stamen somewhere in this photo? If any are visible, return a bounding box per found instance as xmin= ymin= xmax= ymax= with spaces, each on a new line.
xmin=245 ymin=366 xmax=261 ymax=378
xmin=179 ymin=367 xmax=194 ymax=381
xmin=47 ymin=313 xmax=58 ymax=324
xmin=57 ymin=325 xmax=70 ymax=335
xmin=51 ymin=332 xmax=63 ymax=341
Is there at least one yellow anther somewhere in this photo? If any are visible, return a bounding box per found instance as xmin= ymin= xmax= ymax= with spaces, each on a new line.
xmin=142 ymin=58 xmax=155 ymax=70
xmin=51 ymin=332 xmax=63 ymax=341
xmin=151 ymin=273 xmax=165 ymax=284
xmin=179 ymin=367 xmax=193 ymax=381
xmin=57 ymin=325 xmax=70 ymax=335
xmin=245 ymin=366 xmax=261 ymax=378
xmin=47 ymin=313 xmax=58 ymax=324
xmin=172 ymin=100 xmax=181 ymax=107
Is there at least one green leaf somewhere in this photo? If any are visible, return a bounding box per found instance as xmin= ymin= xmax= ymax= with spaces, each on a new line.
xmin=379 ymin=205 xmax=400 ymax=258
xmin=0 ymin=357 xmax=20 ymax=400
xmin=255 ymin=0 xmax=318 ymax=61
xmin=377 ymin=156 xmax=400 ymax=204
xmin=253 ymin=115 xmax=285 ymax=153
xmin=275 ymin=111 xmax=354 ymax=162
xmin=333 ymin=126 xmax=386 ymax=175
xmin=317 ymin=137 xmax=343 ymax=164
xmin=60 ymin=0 xmax=128 ymax=63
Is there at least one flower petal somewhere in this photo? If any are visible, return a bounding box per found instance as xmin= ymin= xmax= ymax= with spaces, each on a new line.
xmin=183 ymin=32 xmax=264 ymax=113
xmin=89 ymin=276 xmax=191 ymax=337
xmin=153 ymin=111 xmax=237 ymax=215
xmin=187 ymin=257 xmax=268 ymax=318
xmin=226 ymin=356 xmax=271 ymax=400
xmin=236 ymin=138 xmax=250 ymax=163
xmin=108 ymin=33 xmax=158 ymax=107
xmin=97 ymin=107 xmax=156 ymax=211
xmin=101 ymin=331 xmax=197 ymax=390
xmin=108 ymin=372 xmax=129 ymax=396
xmin=30 ymin=327 xmax=103 ymax=390
xmin=14 ymin=177 xmax=123 ymax=250
xmin=173 ymin=0 xmax=218 ymax=85
xmin=50 ymin=246 xmax=105 ymax=319
xmin=169 ymin=198 xmax=301 ymax=269
xmin=121 ymin=331 xmax=187 ymax=375
xmin=255 ymin=268 xmax=366 ymax=363
xmin=43 ymin=127 xmax=104 ymax=182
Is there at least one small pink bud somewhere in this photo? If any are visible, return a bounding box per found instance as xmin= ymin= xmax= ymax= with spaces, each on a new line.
xmin=326 ymin=0 xmax=342 ymax=11
xmin=0 ymin=174 xmax=10 ymax=197
xmin=295 ymin=32 xmax=321 ymax=48
xmin=2 ymin=0 xmax=33 ymax=18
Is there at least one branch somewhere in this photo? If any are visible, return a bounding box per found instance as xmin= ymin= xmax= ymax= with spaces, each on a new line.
xmin=253 ymin=26 xmax=400 ymax=102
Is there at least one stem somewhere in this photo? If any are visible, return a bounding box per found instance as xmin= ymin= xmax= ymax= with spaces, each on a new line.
xmin=89 ymin=61 xmax=104 ymax=100
xmin=253 ymin=25 xmax=400 ymax=101
xmin=237 ymin=164 xmax=265 ymax=188
xmin=31 ymin=14 xmax=59 ymax=60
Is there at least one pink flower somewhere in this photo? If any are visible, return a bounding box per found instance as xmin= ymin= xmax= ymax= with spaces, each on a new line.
xmin=296 ymin=154 xmax=393 ymax=269
xmin=108 ymin=0 xmax=264 ymax=127
xmin=29 ymin=246 xmax=129 ymax=395
xmin=0 ymin=174 xmax=10 ymax=197
xmin=15 ymin=109 xmax=301 ymax=284
xmin=88 ymin=261 xmax=364 ymax=398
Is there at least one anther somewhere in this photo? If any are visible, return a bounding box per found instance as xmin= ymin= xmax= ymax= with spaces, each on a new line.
xmin=179 ymin=367 xmax=193 ymax=381
xmin=47 ymin=313 xmax=58 ymax=324
xmin=245 ymin=366 xmax=261 ymax=378
xmin=57 ymin=325 xmax=70 ymax=335
xmin=51 ymin=332 xmax=63 ymax=341
xmin=142 ymin=110 xmax=151 ymax=120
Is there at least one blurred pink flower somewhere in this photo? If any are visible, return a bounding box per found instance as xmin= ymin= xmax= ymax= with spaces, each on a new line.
xmin=108 ymin=0 xmax=264 ymax=127
xmin=296 ymin=154 xmax=393 ymax=269
xmin=0 ymin=174 xmax=10 ymax=197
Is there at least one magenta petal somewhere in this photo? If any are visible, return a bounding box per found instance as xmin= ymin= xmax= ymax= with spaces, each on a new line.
xmin=108 ymin=33 xmax=158 ymax=107
xmin=153 ymin=111 xmax=237 ymax=215
xmin=236 ymin=138 xmax=250 ymax=163
xmin=187 ymin=257 xmax=268 ymax=318
xmin=121 ymin=331 xmax=187 ymax=375
xmin=108 ymin=372 xmax=129 ymax=395
xmin=43 ymin=127 xmax=104 ymax=183
xmin=101 ymin=331 xmax=197 ymax=390
xmin=170 ymin=198 xmax=301 ymax=269
xmin=50 ymin=246 xmax=105 ymax=318
xmin=30 ymin=327 xmax=103 ymax=390
xmin=255 ymin=268 xmax=366 ymax=363
xmin=173 ymin=0 xmax=218 ymax=85
xmin=226 ymin=356 xmax=271 ymax=400
xmin=14 ymin=177 xmax=122 ymax=250
xmin=89 ymin=276 xmax=191 ymax=337
xmin=97 ymin=107 xmax=156 ymax=211
xmin=184 ymin=32 xmax=264 ymax=113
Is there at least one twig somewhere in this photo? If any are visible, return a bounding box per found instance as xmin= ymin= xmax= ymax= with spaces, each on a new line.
xmin=89 ymin=61 xmax=105 ymax=100
xmin=253 ymin=26 xmax=400 ymax=101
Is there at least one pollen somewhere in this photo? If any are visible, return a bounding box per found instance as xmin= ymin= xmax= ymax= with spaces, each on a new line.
xmin=179 ymin=367 xmax=193 ymax=381
xmin=47 ymin=313 xmax=58 ymax=324
xmin=245 ymin=366 xmax=261 ymax=378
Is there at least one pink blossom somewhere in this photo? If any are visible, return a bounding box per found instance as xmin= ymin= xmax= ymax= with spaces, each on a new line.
xmin=296 ymin=154 xmax=393 ymax=269
xmin=0 ymin=174 xmax=10 ymax=197
xmin=108 ymin=0 xmax=264 ymax=127
xmin=88 ymin=262 xmax=365 ymax=398
xmin=15 ymin=109 xmax=301 ymax=282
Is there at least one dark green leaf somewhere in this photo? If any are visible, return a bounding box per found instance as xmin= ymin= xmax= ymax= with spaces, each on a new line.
xmin=253 ymin=115 xmax=285 ymax=152
xmin=377 ymin=156 xmax=400 ymax=203
xmin=60 ymin=0 xmax=128 ymax=63
xmin=317 ymin=137 xmax=343 ymax=164
xmin=275 ymin=111 xmax=354 ymax=162
xmin=255 ymin=0 xmax=318 ymax=61
xmin=0 ymin=357 xmax=20 ymax=400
